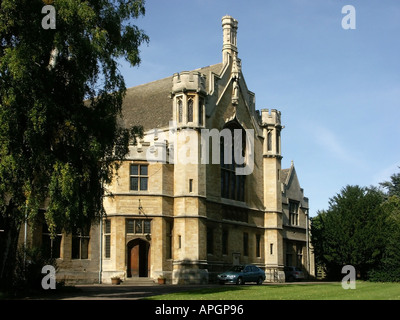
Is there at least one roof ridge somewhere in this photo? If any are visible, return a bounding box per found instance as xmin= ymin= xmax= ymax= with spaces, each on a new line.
xmin=125 ymin=62 xmax=223 ymax=91
xmin=125 ymin=74 xmax=173 ymax=91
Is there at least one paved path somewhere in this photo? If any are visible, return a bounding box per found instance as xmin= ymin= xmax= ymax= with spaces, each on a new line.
xmin=28 ymin=283 xmax=219 ymax=300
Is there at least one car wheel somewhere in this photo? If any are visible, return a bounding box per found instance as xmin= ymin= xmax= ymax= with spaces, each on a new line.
xmin=236 ymin=277 xmax=244 ymax=285
xmin=257 ymin=277 xmax=264 ymax=285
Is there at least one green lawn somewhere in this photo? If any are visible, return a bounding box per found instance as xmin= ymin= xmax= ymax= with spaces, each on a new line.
xmin=145 ymin=281 xmax=400 ymax=300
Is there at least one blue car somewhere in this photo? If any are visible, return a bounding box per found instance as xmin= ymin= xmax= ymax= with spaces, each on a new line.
xmin=218 ymin=264 xmax=266 ymax=285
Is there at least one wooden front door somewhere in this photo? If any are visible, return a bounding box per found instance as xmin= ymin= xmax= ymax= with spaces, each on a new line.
xmin=128 ymin=239 xmax=150 ymax=277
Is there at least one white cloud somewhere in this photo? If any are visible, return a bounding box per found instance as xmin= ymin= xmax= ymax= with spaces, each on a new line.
xmin=313 ymin=125 xmax=366 ymax=168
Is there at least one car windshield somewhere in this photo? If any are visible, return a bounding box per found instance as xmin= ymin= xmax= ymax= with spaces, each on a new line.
xmin=295 ymin=267 xmax=302 ymax=272
xmin=227 ymin=266 xmax=244 ymax=273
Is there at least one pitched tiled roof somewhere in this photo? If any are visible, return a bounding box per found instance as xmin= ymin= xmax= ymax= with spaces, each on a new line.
xmin=280 ymin=168 xmax=290 ymax=185
xmin=121 ymin=63 xmax=223 ymax=131
xmin=121 ymin=75 xmax=173 ymax=131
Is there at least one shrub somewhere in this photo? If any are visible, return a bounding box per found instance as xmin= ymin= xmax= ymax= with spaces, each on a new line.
xmin=368 ymin=267 xmax=400 ymax=282
xmin=12 ymin=245 xmax=58 ymax=295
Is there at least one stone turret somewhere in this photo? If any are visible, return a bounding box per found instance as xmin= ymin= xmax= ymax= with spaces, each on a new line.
xmin=261 ymin=108 xmax=285 ymax=282
xmin=261 ymin=108 xmax=281 ymax=127
xmin=172 ymin=71 xmax=206 ymax=95
xmin=261 ymin=109 xmax=282 ymax=158
xmin=222 ymin=15 xmax=238 ymax=65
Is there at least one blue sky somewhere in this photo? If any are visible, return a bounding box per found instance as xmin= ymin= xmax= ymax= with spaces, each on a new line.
xmin=119 ymin=0 xmax=400 ymax=216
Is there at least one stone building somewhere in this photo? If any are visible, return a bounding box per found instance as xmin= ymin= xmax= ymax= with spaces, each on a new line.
xmin=21 ymin=16 xmax=314 ymax=284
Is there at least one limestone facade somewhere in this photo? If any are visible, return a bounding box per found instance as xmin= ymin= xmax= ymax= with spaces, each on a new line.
xmin=22 ymin=16 xmax=314 ymax=284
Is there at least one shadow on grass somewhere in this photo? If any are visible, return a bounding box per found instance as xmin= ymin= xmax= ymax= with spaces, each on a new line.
xmin=1 ymin=284 xmax=82 ymax=300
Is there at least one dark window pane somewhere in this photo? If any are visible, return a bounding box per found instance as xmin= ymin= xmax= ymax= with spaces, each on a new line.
xmin=130 ymin=177 xmax=138 ymax=190
xmin=135 ymin=220 xmax=143 ymax=233
xmin=243 ymin=232 xmax=249 ymax=256
xmin=220 ymin=142 xmax=225 ymax=167
xmin=199 ymin=99 xmax=204 ymax=125
xmin=126 ymin=219 xmax=134 ymax=233
xmin=81 ymin=238 xmax=89 ymax=259
xmin=225 ymin=171 xmax=230 ymax=197
xmin=189 ymin=179 xmax=193 ymax=193
xmin=166 ymin=221 xmax=172 ymax=259
xmin=221 ymin=171 xmax=226 ymax=198
xmin=140 ymin=165 xmax=148 ymax=176
xmin=42 ymin=235 xmax=52 ymax=259
xmin=72 ymin=237 xmax=80 ymax=259
xmin=52 ymin=236 xmax=61 ymax=259
xmin=144 ymin=220 xmax=151 ymax=234
xmin=130 ymin=165 xmax=138 ymax=176
xmin=276 ymin=133 xmax=280 ymax=154
xmin=220 ymin=124 xmax=247 ymax=201
xmin=105 ymin=220 xmax=111 ymax=234
xmin=267 ymin=132 xmax=272 ymax=151
xmin=232 ymin=208 xmax=238 ymax=221
xmin=256 ymin=234 xmax=261 ymax=257
xmin=222 ymin=230 xmax=228 ymax=255
xmin=221 ymin=171 xmax=224 ymax=196
xmin=230 ymin=172 xmax=236 ymax=199
xmin=140 ymin=177 xmax=148 ymax=190
xmin=230 ymin=141 xmax=235 ymax=170
xmin=105 ymin=235 xmax=111 ymax=258
xmin=42 ymin=223 xmax=50 ymax=234
xmin=241 ymin=176 xmax=245 ymax=201
xmin=286 ymin=253 xmax=292 ymax=266
xmin=187 ymin=98 xmax=193 ymax=122
xmin=178 ymin=99 xmax=183 ymax=123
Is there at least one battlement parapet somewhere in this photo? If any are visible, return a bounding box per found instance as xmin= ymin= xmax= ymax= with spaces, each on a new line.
xmin=261 ymin=108 xmax=281 ymax=126
xmin=172 ymin=71 xmax=206 ymax=94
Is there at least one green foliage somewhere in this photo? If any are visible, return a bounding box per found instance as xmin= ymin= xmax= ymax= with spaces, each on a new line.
xmin=368 ymin=195 xmax=400 ymax=282
xmin=13 ymin=245 xmax=58 ymax=295
xmin=312 ymin=169 xmax=400 ymax=282
xmin=0 ymin=0 xmax=148 ymax=289
xmin=380 ymin=168 xmax=400 ymax=197
xmin=311 ymin=185 xmax=387 ymax=280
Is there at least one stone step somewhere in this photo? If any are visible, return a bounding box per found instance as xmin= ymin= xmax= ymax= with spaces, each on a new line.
xmin=121 ymin=277 xmax=156 ymax=285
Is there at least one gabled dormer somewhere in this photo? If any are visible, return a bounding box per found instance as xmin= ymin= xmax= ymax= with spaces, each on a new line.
xmin=281 ymin=160 xmax=309 ymax=227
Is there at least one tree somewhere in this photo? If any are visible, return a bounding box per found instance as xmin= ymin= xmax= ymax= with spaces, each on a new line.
xmin=380 ymin=168 xmax=400 ymax=197
xmin=369 ymin=169 xmax=400 ymax=281
xmin=0 ymin=0 xmax=148 ymax=291
xmin=311 ymin=185 xmax=387 ymax=280
xmin=368 ymin=195 xmax=400 ymax=281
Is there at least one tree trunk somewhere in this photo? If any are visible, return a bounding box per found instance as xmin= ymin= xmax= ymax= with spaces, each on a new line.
xmin=0 ymin=203 xmax=22 ymax=292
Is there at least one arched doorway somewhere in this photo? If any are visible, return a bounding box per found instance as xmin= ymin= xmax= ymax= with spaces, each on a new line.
xmin=127 ymin=239 xmax=150 ymax=277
